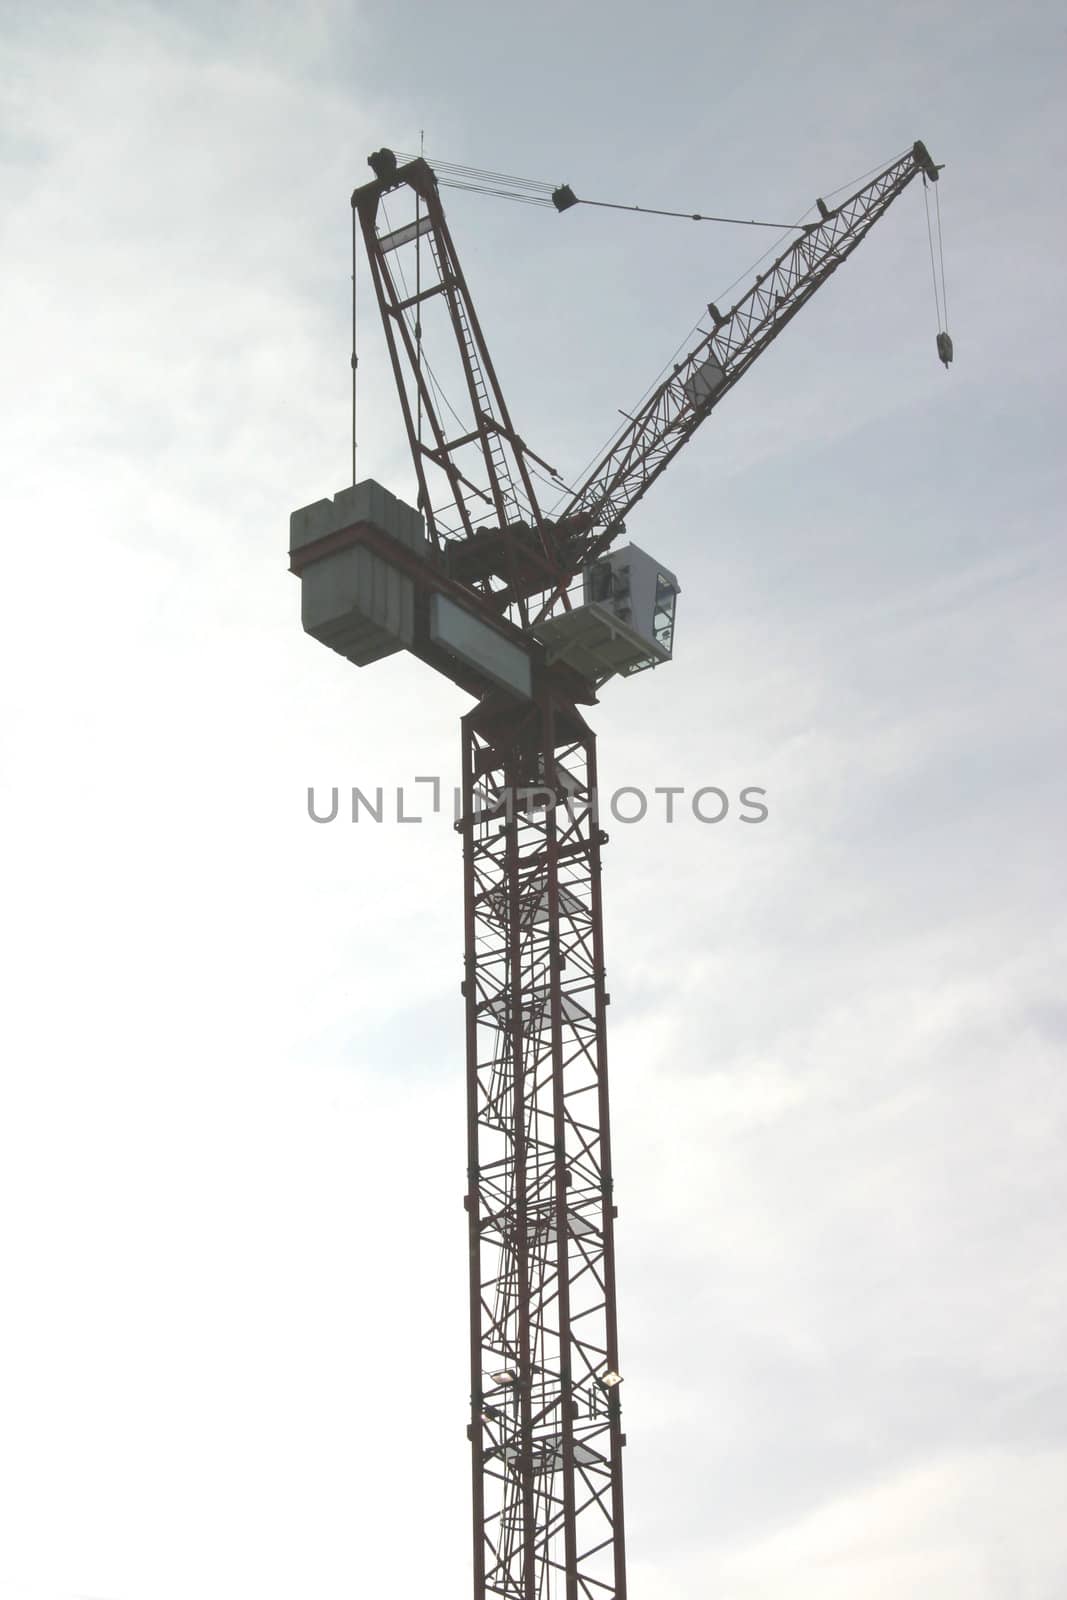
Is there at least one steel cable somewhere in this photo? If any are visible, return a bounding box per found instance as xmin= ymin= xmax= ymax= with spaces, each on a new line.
xmin=935 ymin=180 xmax=949 ymax=329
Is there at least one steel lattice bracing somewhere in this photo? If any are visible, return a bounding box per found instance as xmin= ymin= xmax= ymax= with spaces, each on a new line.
xmin=353 ymin=141 xmax=940 ymax=629
xmin=353 ymin=158 xmax=565 ymax=629
xmin=544 ymin=141 xmax=941 ymax=591
xmin=460 ymin=695 xmax=625 ymax=1599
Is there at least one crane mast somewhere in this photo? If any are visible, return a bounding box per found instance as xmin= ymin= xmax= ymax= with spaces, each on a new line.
xmin=292 ymin=135 xmax=945 ymax=1600
xmin=460 ymin=693 xmax=622 ymax=1599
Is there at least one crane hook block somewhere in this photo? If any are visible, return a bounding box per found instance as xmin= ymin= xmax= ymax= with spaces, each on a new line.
xmin=552 ymin=184 xmax=579 ymax=213
xmin=936 ymin=331 xmax=954 ymax=368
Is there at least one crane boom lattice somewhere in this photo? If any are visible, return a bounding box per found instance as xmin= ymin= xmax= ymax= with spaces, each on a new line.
xmin=547 ymin=142 xmax=941 ymax=595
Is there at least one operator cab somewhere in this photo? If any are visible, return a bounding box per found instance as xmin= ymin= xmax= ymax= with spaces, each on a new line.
xmin=531 ymin=542 xmax=679 ymax=685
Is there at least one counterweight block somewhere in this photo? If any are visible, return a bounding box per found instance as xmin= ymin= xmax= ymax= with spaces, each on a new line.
xmin=290 ymin=480 xmax=429 ymax=668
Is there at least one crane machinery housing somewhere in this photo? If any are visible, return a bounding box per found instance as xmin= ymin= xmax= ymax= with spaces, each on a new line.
xmin=289 ymin=137 xmax=946 ymax=1600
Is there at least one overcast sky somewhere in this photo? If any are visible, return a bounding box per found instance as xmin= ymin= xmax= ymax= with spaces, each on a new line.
xmin=1 ymin=1 xmax=1065 ymax=1597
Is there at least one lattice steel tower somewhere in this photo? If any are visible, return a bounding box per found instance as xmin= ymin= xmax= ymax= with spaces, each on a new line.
xmin=289 ymin=139 xmax=945 ymax=1598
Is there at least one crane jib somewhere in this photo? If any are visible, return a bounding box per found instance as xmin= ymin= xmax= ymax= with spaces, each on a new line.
xmin=553 ymin=140 xmax=943 ymax=571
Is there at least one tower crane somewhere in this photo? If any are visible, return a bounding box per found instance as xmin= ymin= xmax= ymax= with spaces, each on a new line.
xmin=289 ymin=137 xmax=946 ymax=1600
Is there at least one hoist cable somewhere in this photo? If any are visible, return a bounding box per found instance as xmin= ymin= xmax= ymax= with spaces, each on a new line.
xmin=935 ymin=180 xmax=949 ymax=329
xmin=399 ymin=150 xmax=809 ymax=228
xmin=415 ymin=142 xmax=423 ymax=449
xmin=823 ymin=147 xmax=911 ymax=202
xmin=545 ymin=144 xmax=909 ymax=515
xmin=433 ymin=179 xmax=555 ymax=208
xmin=375 ymin=142 xmax=929 ymax=518
xmin=546 ymin=201 xmax=827 ymax=514
xmin=399 ymin=145 xmax=913 ymax=233
xmin=573 ymin=196 xmax=799 ymax=229
xmin=923 ymin=179 xmax=944 ymax=333
xmin=528 ymin=460 xmax=568 ymax=497
xmin=575 ymin=145 xmax=912 ymax=239
xmin=395 ymin=151 xmax=555 ymax=193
